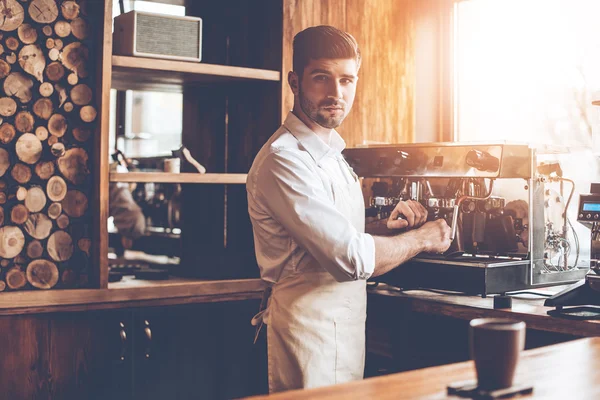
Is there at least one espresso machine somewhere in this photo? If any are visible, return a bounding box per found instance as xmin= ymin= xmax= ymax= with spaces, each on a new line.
xmin=545 ymin=183 xmax=600 ymax=313
xmin=343 ymin=142 xmax=589 ymax=296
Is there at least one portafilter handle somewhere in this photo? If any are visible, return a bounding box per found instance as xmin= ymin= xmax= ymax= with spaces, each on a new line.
xmin=450 ymin=204 xmax=460 ymax=241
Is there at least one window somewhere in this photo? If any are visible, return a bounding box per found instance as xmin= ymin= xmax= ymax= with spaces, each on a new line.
xmin=454 ymin=0 xmax=600 ymax=148
xmin=454 ymin=0 xmax=600 ymax=264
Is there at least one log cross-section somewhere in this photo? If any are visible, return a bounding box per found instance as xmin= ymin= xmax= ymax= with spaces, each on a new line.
xmin=24 ymin=186 xmax=46 ymax=212
xmin=61 ymin=189 xmax=87 ymax=217
xmin=48 ymin=113 xmax=67 ymax=136
xmin=18 ymin=44 xmax=45 ymax=82
xmin=0 ymin=148 xmax=9 ymax=177
xmin=15 ymin=133 xmax=42 ymax=164
xmin=17 ymin=23 xmax=37 ymax=44
xmin=4 ymin=72 xmax=33 ymax=103
xmin=15 ymin=111 xmax=34 ymax=133
xmin=29 ymin=0 xmax=59 ymax=24
xmin=47 ymin=202 xmax=61 ymax=219
xmin=47 ymin=175 xmax=66 ymax=201
xmin=0 ymin=97 xmax=17 ymax=116
xmin=24 ymin=212 xmax=52 ymax=239
xmin=11 ymin=163 xmax=31 ymax=184
xmin=58 ymin=147 xmax=88 ymax=184
xmin=33 ymin=98 xmax=53 ymax=119
xmin=47 ymin=230 xmax=73 ymax=261
xmin=27 ymin=239 xmax=43 ymax=258
xmin=0 ymin=122 xmax=15 ymax=144
xmin=10 ymin=203 xmax=28 ymax=224
xmin=61 ymin=1 xmax=79 ymax=20
xmin=71 ymin=84 xmax=92 ymax=106
xmin=61 ymin=42 xmax=88 ymax=77
xmin=6 ymin=267 xmax=26 ymax=289
xmin=0 ymin=225 xmax=24 ymax=258
xmin=26 ymin=259 xmax=59 ymax=289
xmin=35 ymin=160 xmax=54 ymax=180
xmin=0 ymin=0 xmax=25 ymax=32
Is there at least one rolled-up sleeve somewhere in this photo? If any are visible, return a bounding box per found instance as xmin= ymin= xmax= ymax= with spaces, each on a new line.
xmin=254 ymin=150 xmax=375 ymax=282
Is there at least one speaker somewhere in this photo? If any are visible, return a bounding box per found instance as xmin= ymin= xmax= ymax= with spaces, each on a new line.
xmin=113 ymin=11 xmax=202 ymax=62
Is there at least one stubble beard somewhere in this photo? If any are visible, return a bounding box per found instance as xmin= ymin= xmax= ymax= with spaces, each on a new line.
xmin=299 ymin=87 xmax=346 ymax=129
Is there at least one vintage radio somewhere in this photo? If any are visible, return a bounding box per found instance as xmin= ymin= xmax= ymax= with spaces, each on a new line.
xmin=113 ymin=11 xmax=203 ymax=62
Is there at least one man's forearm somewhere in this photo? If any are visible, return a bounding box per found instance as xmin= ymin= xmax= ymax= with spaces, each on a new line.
xmin=371 ymin=230 xmax=425 ymax=277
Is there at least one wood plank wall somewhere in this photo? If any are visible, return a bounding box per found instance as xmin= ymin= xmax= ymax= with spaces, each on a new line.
xmin=282 ymin=0 xmax=417 ymax=147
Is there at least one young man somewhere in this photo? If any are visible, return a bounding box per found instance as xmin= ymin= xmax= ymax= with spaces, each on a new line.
xmin=247 ymin=25 xmax=451 ymax=393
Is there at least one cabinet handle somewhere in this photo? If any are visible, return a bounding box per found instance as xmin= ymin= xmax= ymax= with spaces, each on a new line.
xmin=143 ymin=319 xmax=152 ymax=359
xmin=119 ymin=321 xmax=127 ymax=362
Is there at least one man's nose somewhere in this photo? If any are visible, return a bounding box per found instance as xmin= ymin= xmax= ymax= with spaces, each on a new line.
xmin=328 ymin=81 xmax=343 ymax=99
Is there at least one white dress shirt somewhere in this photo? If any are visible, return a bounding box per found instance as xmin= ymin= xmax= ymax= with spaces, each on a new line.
xmin=247 ymin=112 xmax=375 ymax=284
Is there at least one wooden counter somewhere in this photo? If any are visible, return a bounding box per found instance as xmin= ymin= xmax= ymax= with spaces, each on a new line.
xmin=246 ymin=337 xmax=600 ymax=399
xmin=369 ymin=284 xmax=600 ymax=336
xmin=0 ymin=277 xmax=266 ymax=315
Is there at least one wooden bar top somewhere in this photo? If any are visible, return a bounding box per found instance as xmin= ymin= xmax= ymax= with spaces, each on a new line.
xmin=247 ymin=337 xmax=600 ymax=399
xmin=369 ymin=284 xmax=600 ymax=336
xmin=0 ymin=277 xmax=266 ymax=316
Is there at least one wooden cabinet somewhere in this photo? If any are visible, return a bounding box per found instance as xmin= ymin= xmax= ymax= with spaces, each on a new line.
xmin=132 ymin=305 xmax=220 ymax=400
xmin=0 ymin=311 xmax=132 ymax=400
xmin=0 ymin=300 xmax=266 ymax=400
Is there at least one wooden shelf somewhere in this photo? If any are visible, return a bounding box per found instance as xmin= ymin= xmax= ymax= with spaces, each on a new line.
xmin=111 ymin=55 xmax=281 ymax=92
xmin=110 ymin=172 xmax=247 ymax=184
xmin=0 ymin=278 xmax=265 ymax=316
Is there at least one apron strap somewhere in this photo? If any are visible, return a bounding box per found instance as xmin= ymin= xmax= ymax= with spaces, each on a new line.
xmin=251 ymin=286 xmax=272 ymax=344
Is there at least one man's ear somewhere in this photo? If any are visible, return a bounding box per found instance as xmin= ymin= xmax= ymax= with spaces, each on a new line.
xmin=288 ymin=71 xmax=299 ymax=95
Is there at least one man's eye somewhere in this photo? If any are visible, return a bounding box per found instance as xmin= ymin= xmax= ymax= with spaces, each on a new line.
xmin=341 ymin=78 xmax=354 ymax=85
xmin=314 ymin=75 xmax=328 ymax=82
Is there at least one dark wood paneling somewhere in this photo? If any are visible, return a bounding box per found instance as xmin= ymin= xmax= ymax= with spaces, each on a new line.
xmin=226 ymin=81 xmax=281 ymax=279
xmin=345 ymin=0 xmax=416 ymax=146
xmin=133 ymin=305 xmax=220 ymax=400
xmin=181 ymin=0 xmax=282 ymax=279
xmin=0 ymin=312 xmax=133 ymax=400
xmin=49 ymin=312 xmax=134 ymax=400
xmin=282 ymin=0 xmax=417 ymax=146
xmin=180 ymin=86 xmax=227 ymax=278
xmin=187 ymin=0 xmax=283 ymax=71
xmin=0 ymin=316 xmax=47 ymax=399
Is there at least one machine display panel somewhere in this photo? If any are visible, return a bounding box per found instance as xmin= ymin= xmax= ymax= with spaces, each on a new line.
xmin=583 ymin=203 xmax=600 ymax=212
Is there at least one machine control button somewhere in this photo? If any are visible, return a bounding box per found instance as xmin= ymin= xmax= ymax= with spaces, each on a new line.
xmin=595 ymin=214 xmax=599 ymax=219
xmin=580 ymin=213 xmax=584 ymax=218
xmin=587 ymin=214 xmax=592 ymax=219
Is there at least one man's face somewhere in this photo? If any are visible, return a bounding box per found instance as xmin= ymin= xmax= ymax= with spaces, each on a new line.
xmin=292 ymin=58 xmax=359 ymax=129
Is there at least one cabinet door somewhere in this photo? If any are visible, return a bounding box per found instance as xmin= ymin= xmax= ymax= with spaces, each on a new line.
xmin=132 ymin=304 xmax=220 ymax=400
xmin=0 ymin=310 xmax=134 ymax=400
xmin=218 ymin=300 xmax=268 ymax=399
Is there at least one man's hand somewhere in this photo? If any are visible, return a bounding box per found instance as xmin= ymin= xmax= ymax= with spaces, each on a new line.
xmin=417 ymin=219 xmax=452 ymax=253
xmin=387 ymin=200 xmax=428 ymax=230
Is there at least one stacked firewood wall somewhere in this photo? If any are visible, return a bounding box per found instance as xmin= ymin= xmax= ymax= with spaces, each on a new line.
xmin=0 ymin=0 xmax=95 ymax=291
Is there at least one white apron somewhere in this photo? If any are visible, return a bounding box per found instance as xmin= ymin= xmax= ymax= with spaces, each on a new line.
xmin=260 ymin=157 xmax=367 ymax=393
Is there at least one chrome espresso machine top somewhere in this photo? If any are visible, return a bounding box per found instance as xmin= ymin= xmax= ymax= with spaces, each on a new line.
xmin=343 ymin=142 xmax=589 ymax=296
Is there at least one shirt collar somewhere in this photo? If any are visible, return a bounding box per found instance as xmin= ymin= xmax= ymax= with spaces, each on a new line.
xmin=282 ymin=112 xmax=346 ymax=163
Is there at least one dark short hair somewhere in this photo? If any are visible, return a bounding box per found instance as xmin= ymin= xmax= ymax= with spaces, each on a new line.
xmin=292 ymin=25 xmax=361 ymax=76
